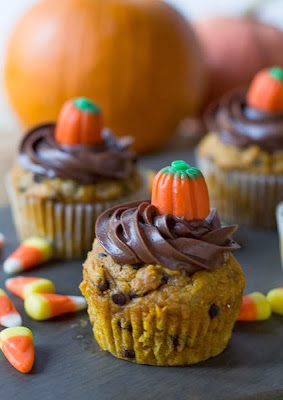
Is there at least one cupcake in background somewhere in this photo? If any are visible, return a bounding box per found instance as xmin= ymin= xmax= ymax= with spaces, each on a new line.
xmin=276 ymin=202 xmax=283 ymax=268
xmin=7 ymin=97 xmax=149 ymax=258
xmin=80 ymin=161 xmax=245 ymax=366
xmin=197 ymin=67 xmax=283 ymax=228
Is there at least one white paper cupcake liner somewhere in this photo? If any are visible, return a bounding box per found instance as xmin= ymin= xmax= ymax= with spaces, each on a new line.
xmin=6 ymin=170 xmax=149 ymax=259
xmin=197 ymin=156 xmax=283 ymax=228
xmin=276 ymin=202 xmax=283 ymax=268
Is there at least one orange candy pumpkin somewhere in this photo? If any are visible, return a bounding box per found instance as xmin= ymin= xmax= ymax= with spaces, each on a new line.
xmin=247 ymin=67 xmax=283 ymax=113
xmin=151 ymin=161 xmax=210 ymax=221
xmin=55 ymin=98 xmax=103 ymax=146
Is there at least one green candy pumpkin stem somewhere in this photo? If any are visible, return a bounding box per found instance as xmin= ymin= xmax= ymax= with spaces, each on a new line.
xmin=269 ymin=67 xmax=283 ymax=81
xmin=171 ymin=160 xmax=189 ymax=171
xmin=73 ymin=97 xmax=101 ymax=114
xmin=162 ymin=160 xmax=203 ymax=179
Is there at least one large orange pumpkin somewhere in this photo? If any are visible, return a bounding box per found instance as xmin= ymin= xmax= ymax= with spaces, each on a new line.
xmin=194 ymin=17 xmax=283 ymax=109
xmin=4 ymin=0 xmax=206 ymax=153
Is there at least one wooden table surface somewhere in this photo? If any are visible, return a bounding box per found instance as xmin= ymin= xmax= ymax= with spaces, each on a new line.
xmin=0 ymin=147 xmax=282 ymax=400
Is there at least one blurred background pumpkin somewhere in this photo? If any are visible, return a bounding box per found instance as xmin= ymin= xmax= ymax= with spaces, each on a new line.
xmin=194 ymin=15 xmax=283 ymax=109
xmin=4 ymin=0 xmax=206 ymax=153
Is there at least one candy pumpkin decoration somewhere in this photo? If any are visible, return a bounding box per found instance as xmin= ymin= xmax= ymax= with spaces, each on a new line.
xmin=247 ymin=67 xmax=283 ymax=113
xmin=4 ymin=0 xmax=206 ymax=153
xmin=151 ymin=161 xmax=210 ymax=221
xmin=55 ymin=97 xmax=103 ymax=146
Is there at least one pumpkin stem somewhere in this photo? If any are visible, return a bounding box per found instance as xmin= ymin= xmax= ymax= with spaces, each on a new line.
xmin=171 ymin=160 xmax=189 ymax=171
xmin=73 ymin=97 xmax=101 ymax=114
xmin=269 ymin=67 xmax=283 ymax=81
xmin=170 ymin=160 xmax=203 ymax=179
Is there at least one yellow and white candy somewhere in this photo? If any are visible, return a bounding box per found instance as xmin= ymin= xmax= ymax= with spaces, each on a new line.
xmin=266 ymin=288 xmax=283 ymax=316
xmin=24 ymin=293 xmax=87 ymax=321
xmin=6 ymin=276 xmax=55 ymax=299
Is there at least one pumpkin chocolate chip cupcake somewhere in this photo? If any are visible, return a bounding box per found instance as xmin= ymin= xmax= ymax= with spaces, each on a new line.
xmin=197 ymin=67 xmax=283 ymax=228
xmin=80 ymin=161 xmax=245 ymax=366
xmin=7 ymin=97 xmax=148 ymax=258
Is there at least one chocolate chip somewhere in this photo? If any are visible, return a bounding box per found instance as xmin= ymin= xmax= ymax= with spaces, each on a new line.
xmin=172 ymin=335 xmax=179 ymax=350
xmin=129 ymin=293 xmax=139 ymax=300
xmin=118 ymin=319 xmax=132 ymax=332
xmin=132 ymin=263 xmax=143 ymax=270
xmin=19 ymin=186 xmax=26 ymax=193
xmin=162 ymin=273 xmax=169 ymax=284
xmin=123 ymin=349 xmax=135 ymax=359
xmin=98 ymin=253 xmax=107 ymax=258
xmin=209 ymin=304 xmax=220 ymax=319
xmin=47 ymin=194 xmax=59 ymax=202
xmin=252 ymin=157 xmax=262 ymax=166
xmin=111 ymin=292 xmax=127 ymax=306
xmin=33 ymin=173 xmax=45 ymax=183
xmin=98 ymin=280 xmax=109 ymax=292
xmin=125 ymin=323 xmax=132 ymax=332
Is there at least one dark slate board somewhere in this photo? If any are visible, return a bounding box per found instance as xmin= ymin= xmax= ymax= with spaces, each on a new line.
xmin=0 ymin=148 xmax=282 ymax=400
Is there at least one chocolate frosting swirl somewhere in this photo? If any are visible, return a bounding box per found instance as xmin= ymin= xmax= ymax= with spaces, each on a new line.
xmin=96 ymin=201 xmax=240 ymax=275
xmin=205 ymin=89 xmax=283 ymax=153
xmin=19 ymin=124 xmax=137 ymax=184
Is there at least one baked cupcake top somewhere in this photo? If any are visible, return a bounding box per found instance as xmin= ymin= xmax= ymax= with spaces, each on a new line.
xmin=205 ymin=67 xmax=283 ymax=154
xmin=96 ymin=161 xmax=239 ymax=275
xmin=18 ymin=98 xmax=137 ymax=185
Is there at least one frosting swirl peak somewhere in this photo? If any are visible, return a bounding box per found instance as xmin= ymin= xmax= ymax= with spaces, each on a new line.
xmin=96 ymin=201 xmax=239 ymax=275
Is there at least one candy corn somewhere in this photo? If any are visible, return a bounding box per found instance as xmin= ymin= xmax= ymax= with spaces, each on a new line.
xmin=3 ymin=237 xmax=52 ymax=275
xmin=0 ymin=327 xmax=34 ymax=373
xmin=237 ymin=292 xmax=271 ymax=322
xmin=6 ymin=276 xmax=55 ymax=300
xmin=266 ymin=288 xmax=283 ymax=316
xmin=0 ymin=233 xmax=5 ymax=249
xmin=24 ymin=293 xmax=87 ymax=320
xmin=0 ymin=289 xmax=22 ymax=327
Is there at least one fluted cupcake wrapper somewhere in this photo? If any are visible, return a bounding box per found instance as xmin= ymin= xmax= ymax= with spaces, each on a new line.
xmin=197 ymin=156 xmax=283 ymax=229
xmin=6 ymin=170 xmax=149 ymax=259
xmin=82 ymin=279 xmax=242 ymax=366
xmin=276 ymin=202 xmax=283 ymax=269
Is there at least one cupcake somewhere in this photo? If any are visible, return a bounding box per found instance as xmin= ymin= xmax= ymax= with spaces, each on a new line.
xmin=197 ymin=67 xmax=283 ymax=228
xmin=80 ymin=161 xmax=245 ymax=366
xmin=7 ymin=97 xmax=148 ymax=258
